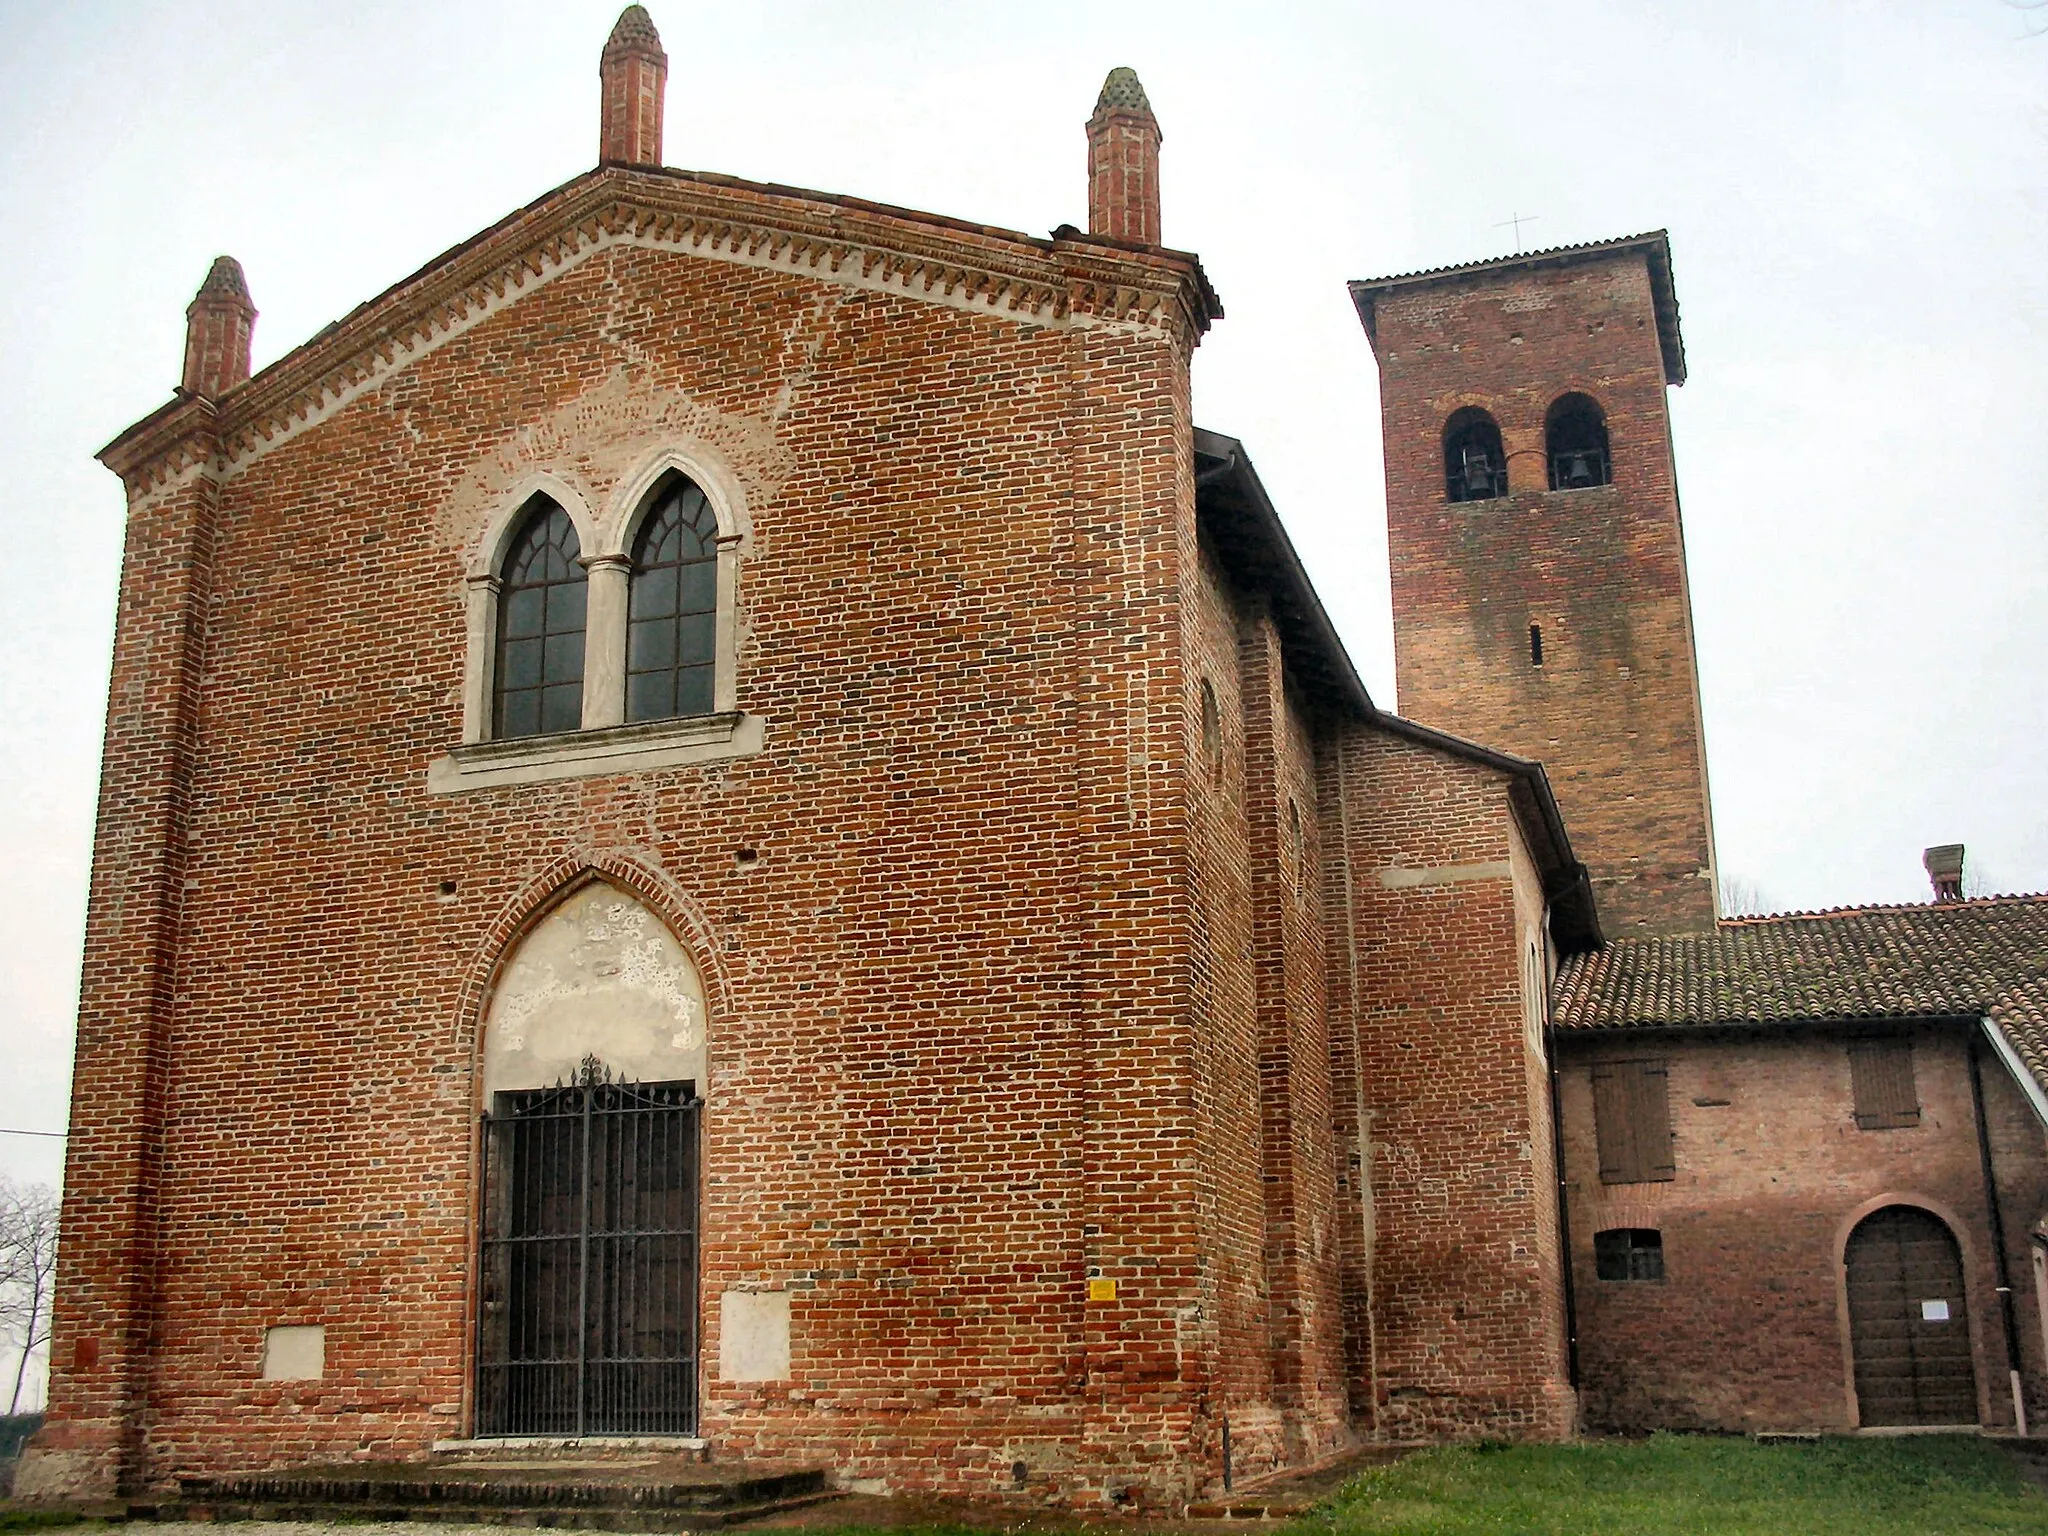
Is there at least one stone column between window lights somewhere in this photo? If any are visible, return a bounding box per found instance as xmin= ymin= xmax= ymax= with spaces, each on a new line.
xmin=713 ymin=530 xmax=744 ymax=715
xmin=462 ymin=572 xmax=503 ymax=743
xmin=582 ymin=553 xmax=633 ymax=730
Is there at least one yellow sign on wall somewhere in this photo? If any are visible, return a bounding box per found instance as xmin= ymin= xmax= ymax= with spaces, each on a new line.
xmin=1088 ymin=1278 xmax=1118 ymax=1302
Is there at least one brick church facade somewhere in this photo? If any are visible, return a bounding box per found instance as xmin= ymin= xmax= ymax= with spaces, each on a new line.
xmin=21 ymin=6 xmax=2048 ymax=1510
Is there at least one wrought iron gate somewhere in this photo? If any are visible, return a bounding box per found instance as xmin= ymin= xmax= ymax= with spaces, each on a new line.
xmin=476 ymin=1067 xmax=700 ymax=1436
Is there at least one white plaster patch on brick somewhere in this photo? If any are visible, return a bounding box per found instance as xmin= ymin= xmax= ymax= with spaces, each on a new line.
xmin=1382 ymin=292 xmax=1467 ymax=327
xmin=768 ymin=287 xmax=848 ymax=423
xmin=1378 ymin=860 xmax=1514 ymax=889
xmin=719 ymin=1289 xmax=791 ymax=1382
xmin=260 ymin=1324 xmax=325 ymax=1381
xmin=482 ymin=881 xmax=709 ymax=1096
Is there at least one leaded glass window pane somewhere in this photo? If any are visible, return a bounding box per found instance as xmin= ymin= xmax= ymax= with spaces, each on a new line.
xmin=626 ymin=476 xmax=720 ymax=723
xmin=494 ymin=497 xmax=586 ymax=740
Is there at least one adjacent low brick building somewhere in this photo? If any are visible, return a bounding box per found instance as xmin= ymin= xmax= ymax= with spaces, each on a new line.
xmin=1551 ymin=892 xmax=2048 ymax=1435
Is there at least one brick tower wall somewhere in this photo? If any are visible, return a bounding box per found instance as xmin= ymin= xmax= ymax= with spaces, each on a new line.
xmin=1371 ymin=251 xmax=1716 ymax=936
xmin=31 ymin=219 xmax=1262 ymax=1510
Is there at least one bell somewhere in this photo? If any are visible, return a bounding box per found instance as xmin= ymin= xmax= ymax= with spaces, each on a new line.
xmin=1563 ymin=451 xmax=1595 ymax=488
xmin=1461 ymin=447 xmax=1496 ymax=498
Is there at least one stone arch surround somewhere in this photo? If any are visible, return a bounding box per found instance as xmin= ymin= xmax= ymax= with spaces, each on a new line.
xmin=478 ymin=878 xmax=710 ymax=1097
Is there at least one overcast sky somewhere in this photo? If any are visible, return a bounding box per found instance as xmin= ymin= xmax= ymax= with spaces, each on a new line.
xmin=0 ymin=0 xmax=2044 ymax=1220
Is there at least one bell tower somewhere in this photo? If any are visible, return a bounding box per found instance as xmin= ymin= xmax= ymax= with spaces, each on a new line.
xmin=1350 ymin=233 xmax=1718 ymax=936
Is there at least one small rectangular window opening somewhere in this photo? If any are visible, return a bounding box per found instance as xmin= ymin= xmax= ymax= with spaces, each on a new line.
xmin=1849 ymin=1040 xmax=1920 ymax=1130
xmin=1592 ymin=1059 xmax=1675 ymax=1184
xmin=1529 ymin=623 xmax=1544 ymax=667
xmin=1594 ymin=1228 xmax=1665 ymax=1282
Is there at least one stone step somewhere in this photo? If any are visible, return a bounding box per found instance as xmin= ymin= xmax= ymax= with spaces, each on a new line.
xmin=165 ymin=1459 xmax=837 ymax=1528
xmin=145 ymin=1491 xmax=844 ymax=1532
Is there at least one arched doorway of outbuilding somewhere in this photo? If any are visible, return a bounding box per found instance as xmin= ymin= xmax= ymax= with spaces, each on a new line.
xmin=1844 ymin=1205 xmax=1977 ymax=1427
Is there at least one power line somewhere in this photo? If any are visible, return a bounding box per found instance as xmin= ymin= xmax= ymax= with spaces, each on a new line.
xmin=0 ymin=1128 xmax=65 ymax=1139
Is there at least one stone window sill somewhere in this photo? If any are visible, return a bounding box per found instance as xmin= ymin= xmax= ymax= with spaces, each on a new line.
xmin=428 ymin=712 xmax=765 ymax=794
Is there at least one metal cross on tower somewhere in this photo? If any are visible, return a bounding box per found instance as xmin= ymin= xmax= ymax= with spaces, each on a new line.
xmin=1493 ymin=211 xmax=1541 ymax=251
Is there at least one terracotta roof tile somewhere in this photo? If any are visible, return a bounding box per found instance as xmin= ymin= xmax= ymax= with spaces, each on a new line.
xmin=1551 ymin=896 xmax=2048 ymax=1092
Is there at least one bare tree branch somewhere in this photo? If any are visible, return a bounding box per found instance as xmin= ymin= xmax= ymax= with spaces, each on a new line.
xmin=1720 ymin=874 xmax=1769 ymax=918
xmin=0 ymin=1178 xmax=59 ymax=1415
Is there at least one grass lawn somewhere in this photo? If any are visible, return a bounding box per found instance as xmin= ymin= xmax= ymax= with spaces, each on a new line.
xmin=1303 ymin=1433 xmax=2044 ymax=1536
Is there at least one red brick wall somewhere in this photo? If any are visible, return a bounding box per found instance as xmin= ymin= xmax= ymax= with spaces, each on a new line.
xmin=1559 ymin=1024 xmax=2048 ymax=1432
xmin=1179 ymin=549 xmax=1354 ymax=1483
xmin=1327 ymin=727 xmax=1574 ymax=1440
xmin=1373 ymin=252 xmax=1716 ymax=936
xmin=33 ymin=204 xmax=1271 ymax=1510
xmin=28 ymin=468 xmax=221 ymax=1497
xmin=1237 ymin=611 xmax=1348 ymax=1469
xmin=1182 ymin=542 xmax=1270 ymax=1480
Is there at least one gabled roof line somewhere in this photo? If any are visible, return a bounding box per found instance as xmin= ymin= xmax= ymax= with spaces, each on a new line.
xmin=103 ymin=165 xmax=1222 ymax=494
xmin=1550 ymin=896 xmax=2048 ymax=1097
xmin=1719 ymin=892 xmax=2048 ymax=925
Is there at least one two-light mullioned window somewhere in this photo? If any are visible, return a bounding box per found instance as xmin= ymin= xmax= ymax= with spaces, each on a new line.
xmin=492 ymin=476 xmax=720 ymax=741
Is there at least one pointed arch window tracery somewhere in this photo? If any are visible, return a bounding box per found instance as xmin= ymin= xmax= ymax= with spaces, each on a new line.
xmin=495 ymin=497 xmax=588 ymax=739
xmin=440 ymin=460 xmax=761 ymax=793
xmin=627 ymin=475 xmax=720 ymax=723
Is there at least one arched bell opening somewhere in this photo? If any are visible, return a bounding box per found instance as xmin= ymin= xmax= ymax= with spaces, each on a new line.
xmin=475 ymin=881 xmax=708 ymax=1437
xmin=1443 ymin=407 xmax=1508 ymax=502
xmin=1545 ymin=393 xmax=1612 ymax=491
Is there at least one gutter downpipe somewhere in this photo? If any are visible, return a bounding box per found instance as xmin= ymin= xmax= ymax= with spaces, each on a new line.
xmin=1968 ymin=1019 xmax=2028 ymax=1435
xmin=1546 ymin=1021 xmax=1581 ymax=1393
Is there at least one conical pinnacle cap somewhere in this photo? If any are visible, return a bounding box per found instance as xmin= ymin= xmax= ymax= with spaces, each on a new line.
xmin=605 ymin=5 xmax=664 ymax=58
xmin=1094 ymin=67 xmax=1152 ymax=114
xmin=194 ymin=255 xmax=251 ymax=306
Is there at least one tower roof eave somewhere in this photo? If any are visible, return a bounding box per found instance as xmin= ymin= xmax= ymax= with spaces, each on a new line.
xmin=1347 ymin=230 xmax=1686 ymax=386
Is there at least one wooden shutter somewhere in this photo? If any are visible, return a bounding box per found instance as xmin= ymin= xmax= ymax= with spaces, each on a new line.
xmin=1592 ymin=1059 xmax=1675 ymax=1184
xmin=1849 ymin=1041 xmax=1920 ymax=1130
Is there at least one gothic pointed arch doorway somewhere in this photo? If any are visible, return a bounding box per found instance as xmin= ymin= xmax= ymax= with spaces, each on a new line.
xmin=1845 ymin=1205 xmax=1977 ymax=1427
xmin=474 ymin=881 xmax=708 ymax=1436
